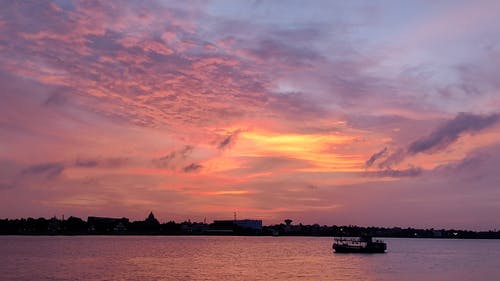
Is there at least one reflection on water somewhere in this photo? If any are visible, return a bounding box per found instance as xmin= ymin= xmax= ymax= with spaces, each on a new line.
xmin=1 ymin=236 xmax=499 ymax=280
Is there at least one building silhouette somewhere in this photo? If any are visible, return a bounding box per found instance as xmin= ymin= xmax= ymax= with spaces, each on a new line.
xmin=87 ymin=216 xmax=129 ymax=233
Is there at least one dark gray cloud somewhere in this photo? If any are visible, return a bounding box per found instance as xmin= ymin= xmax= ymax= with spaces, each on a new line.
xmin=370 ymin=167 xmax=423 ymax=178
xmin=152 ymin=145 xmax=194 ymax=168
xmin=373 ymin=113 xmax=500 ymax=169
xmin=44 ymin=91 xmax=68 ymax=107
xmin=153 ymin=152 xmax=176 ymax=168
xmin=75 ymin=159 xmax=99 ymax=168
xmin=179 ymin=145 xmax=194 ymax=157
xmin=365 ymin=147 xmax=387 ymax=168
xmin=6 ymin=156 xmax=129 ymax=189
xmin=74 ymin=157 xmax=129 ymax=168
xmin=22 ymin=162 xmax=65 ymax=179
xmin=246 ymin=38 xmax=323 ymax=67
xmin=218 ymin=131 xmax=240 ymax=150
xmin=377 ymin=148 xmax=406 ymax=169
xmin=408 ymin=113 xmax=499 ymax=154
xmin=183 ymin=163 xmax=202 ymax=173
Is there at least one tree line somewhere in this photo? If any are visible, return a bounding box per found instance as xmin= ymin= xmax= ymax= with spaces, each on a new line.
xmin=1 ymin=216 xmax=499 ymax=239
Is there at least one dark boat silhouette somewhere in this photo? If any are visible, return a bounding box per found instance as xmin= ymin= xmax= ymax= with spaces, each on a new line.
xmin=333 ymin=236 xmax=387 ymax=253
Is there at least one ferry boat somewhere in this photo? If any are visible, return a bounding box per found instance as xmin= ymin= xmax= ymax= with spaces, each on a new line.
xmin=332 ymin=236 xmax=387 ymax=253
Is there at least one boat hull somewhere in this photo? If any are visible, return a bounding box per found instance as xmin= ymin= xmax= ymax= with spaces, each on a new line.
xmin=333 ymin=243 xmax=386 ymax=253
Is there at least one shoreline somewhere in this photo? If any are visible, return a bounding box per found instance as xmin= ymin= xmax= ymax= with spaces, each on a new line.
xmin=2 ymin=234 xmax=500 ymax=239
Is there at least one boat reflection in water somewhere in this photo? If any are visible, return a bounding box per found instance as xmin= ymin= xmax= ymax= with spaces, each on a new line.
xmin=333 ymin=236 xmax=387 ymax=253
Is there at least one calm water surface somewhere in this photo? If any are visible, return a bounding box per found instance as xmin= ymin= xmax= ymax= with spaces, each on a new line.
xmin=1 ymin=236 xmax=499 ymax=280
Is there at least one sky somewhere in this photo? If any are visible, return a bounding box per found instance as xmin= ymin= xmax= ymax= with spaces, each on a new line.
xmin=1 ymin=0 xmax=500 ymax=230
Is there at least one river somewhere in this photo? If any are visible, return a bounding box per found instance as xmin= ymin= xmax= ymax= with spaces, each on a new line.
xmin=1 ymin=236 xmax=499 ymax=280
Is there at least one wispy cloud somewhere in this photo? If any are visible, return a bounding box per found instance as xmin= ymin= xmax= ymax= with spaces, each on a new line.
xmin=183 ymin=163 xmax=203 ymax=173
xmin=375 ymin=113 xmax=499 ymax=168
xmin=365 ymin=147 xmax=387 ymax=168
xmin=152 ymin=145 xmax=194 ymax=169
xmin=22 ymin=162 xmax=65 ymax=179
xmin=367 ymin=167 xmax=423 ymax=178
xmin=218 ymin=131 xmax=240 ymax=150
xmin=74 ymin=157 xmax=129 ymax=168
xmin=408 ymin=113 xmax=499 ymax=154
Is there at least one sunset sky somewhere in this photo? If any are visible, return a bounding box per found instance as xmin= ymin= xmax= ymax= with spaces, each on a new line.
xmin=1 ymin=0 xmax=500 ymax=230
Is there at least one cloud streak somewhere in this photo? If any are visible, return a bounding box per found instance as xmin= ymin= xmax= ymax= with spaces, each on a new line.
xmin=152 ymin=145 xmax=194 ymax=169
xmin=218 ymin=131 xmax=240 ymax=150
xmin=22 ymin=162 xmax=65 ymax=179
xmin=74 ymin=157 xmax=129 ymax=168
xmin=369 ymin=167 xmax=423 ymax=178
xmin=375 ymin=113 xmax=499 ymax=168
xmin=365 ymin=147 xmax=387 ymax=168
xmin=408 ymin=112 xmax=499 ymax=154
xmin=183 ymin=163 xmax=203 ymax=173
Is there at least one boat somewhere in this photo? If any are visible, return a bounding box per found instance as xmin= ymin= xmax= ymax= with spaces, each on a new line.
xmin=332 ymin=236 xmax=387 ymax=253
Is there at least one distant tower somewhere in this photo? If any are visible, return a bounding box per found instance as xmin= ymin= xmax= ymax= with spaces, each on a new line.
xmin=234 ymin=211 xmax=237 ymax=221
xmin=148 ymin=211 xmax=155 ymax=220
xmin=146 ymin=211 xmax=159 ymax=225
